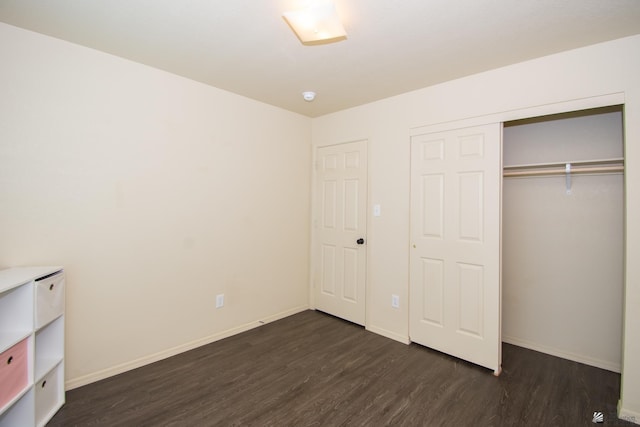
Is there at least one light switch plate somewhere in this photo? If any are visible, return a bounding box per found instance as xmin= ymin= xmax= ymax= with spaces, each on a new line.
xmin=391 ymin=294 xmax=399 ymax=308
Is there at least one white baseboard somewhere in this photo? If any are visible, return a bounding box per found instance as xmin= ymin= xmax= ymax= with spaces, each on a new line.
xmin=367 ymin=324 xmax=410 ymax=345
xmin=618 ymin=400 xmax=640 ymax=425
xmin=502 ymin=335 xmax=621 ymax=373
xmin=65 ymin=305 xmax=309 ymax=390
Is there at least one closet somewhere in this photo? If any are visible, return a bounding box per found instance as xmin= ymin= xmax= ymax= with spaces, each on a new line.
xmin=501 ymin=106 xmax=624 ymax=372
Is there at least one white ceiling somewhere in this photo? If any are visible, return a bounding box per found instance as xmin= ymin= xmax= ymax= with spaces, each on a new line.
xmin=1 ymin=0 xmax=640 ymax=117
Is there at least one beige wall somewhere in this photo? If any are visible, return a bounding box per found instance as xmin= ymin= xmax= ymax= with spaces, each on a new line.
xmin=502 ymin=109 xmax=624 ymax=372
xmin=311 ymin=35 xmax=640 ymax=420
xmin=0 ymin=23 xmax=311 ymax=388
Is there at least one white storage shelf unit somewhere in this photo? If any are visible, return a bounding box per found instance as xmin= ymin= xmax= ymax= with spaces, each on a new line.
xmin=0 ymin=267 xmax=65 ymax=427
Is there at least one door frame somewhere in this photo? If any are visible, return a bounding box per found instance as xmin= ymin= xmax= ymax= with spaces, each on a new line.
xmin=408 ymin=92 xmax=626 ymax=375
xmin=309 ymin=139 xmax=371 ymax=327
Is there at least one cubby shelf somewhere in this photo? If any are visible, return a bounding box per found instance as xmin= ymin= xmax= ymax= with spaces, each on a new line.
xmin=0 ymin=267 xmax=65 ymax=427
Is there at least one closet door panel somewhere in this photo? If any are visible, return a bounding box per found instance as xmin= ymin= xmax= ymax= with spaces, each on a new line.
xmin=420 ymin=257 xmax=444 ymax=326
xmin=420 ymin=174 xmax=444 ymax=239
xmin=410 ymin=123 xmax=501 ymax=374
xmin=457 ymin=172 xmax=483 ymax=242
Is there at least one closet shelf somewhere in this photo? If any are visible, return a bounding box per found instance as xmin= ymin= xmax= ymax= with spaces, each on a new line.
xmin=503 ymin=158 xmax=624 ymax=178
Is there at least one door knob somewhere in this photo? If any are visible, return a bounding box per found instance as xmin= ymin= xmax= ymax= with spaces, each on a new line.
xmin=357 ymin=238 xmax=365 ymax=245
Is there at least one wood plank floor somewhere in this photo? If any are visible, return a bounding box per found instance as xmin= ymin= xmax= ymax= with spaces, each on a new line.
xmin=49 ymin=310 xmax=632 ymax=426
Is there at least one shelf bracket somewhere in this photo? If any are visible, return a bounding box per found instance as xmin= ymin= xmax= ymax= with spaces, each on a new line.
xmin=565 ymin=163 xmax=572 ymax=195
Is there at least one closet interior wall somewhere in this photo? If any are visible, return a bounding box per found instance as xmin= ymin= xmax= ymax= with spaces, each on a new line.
xmin=502 ymin=106 xmax=624 ymax=373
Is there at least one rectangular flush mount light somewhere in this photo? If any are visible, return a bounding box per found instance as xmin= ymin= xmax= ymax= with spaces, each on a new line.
xmin=283 ymin=0 xmax=347 ymax=45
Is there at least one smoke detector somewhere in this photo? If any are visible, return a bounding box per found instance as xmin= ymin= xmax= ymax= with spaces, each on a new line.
xmin=302 ymin=91 xmax=316 ymax=102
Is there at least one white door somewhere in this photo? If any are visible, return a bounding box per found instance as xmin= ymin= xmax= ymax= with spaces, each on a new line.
xmin=313 ymin=140 xmax=367 ymax=325
xmin=409 ymin=124 xmax=502 ymax=374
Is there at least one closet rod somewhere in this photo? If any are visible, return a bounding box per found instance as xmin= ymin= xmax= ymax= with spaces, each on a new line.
xmin=503 ymin=164 xmax=624 ymax=178
xmin=504 ymin=157 xmax=623 ymax=170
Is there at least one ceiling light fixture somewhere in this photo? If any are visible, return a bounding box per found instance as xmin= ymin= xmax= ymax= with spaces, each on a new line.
xmin=283 ymin=1 xmax=347 ymax=45
xmin=302 ymin=91 xmax=316 ymax=102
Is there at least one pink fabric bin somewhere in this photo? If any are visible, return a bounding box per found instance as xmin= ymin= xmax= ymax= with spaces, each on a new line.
xmin=0 ymin=338 xmax=29 ymax=408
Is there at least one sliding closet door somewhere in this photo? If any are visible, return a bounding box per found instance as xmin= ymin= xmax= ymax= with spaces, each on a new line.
xmin=409 ymin=123 xmax=502 ymax=374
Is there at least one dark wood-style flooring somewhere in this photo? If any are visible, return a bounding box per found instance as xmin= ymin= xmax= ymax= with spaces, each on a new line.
xmin=49 ymin=310 xmax=632 ymax=426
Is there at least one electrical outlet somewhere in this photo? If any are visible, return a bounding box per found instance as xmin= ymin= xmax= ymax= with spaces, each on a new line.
xmin=391 ymin=294 xmax=399 ymax=308
xmin=216 ymin=294 xmax=224 ymax=308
